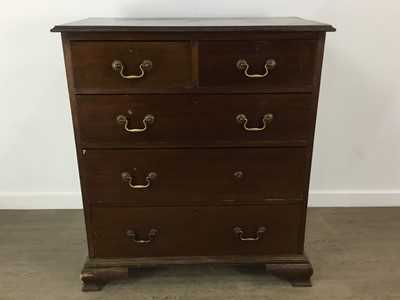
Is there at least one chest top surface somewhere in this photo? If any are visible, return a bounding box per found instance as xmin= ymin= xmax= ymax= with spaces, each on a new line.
xmin=51 ymin=17 xmax=335 ymax=32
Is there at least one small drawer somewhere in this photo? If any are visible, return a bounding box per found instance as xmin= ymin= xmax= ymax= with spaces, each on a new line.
xmin=70 ymin=41 xmax=192 ymax=93
xmin=77 ymin=94 xmax=310 ymax=147
xmin=90 ymin=205 xmax=302 ymax=257
xmin=198 ymin=40 xmax=316 ymax=90
xmin=82 ymin=148 xmax=306 ymax=205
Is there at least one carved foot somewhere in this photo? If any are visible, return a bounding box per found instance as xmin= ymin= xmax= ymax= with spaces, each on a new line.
xmin=80 ymin=267 xmax=128 ymax=292
xmin=82 ymin=282 xmax=101 ymax=292
xmin=266 ymin=262 xmax=313 ymax=287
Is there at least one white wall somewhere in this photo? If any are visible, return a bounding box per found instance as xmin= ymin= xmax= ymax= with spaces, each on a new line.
xmin=1 ymin=0 xmax=399 ymax=208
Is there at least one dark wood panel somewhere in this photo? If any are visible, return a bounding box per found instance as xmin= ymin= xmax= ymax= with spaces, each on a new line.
xmin=297 ymin=32 xmax=328 ymax=253
xmin=90 ymin=204 xmax=302 ymax=257
xmin=77 ymin=94 xmax=310 ymax=146
xmin=84 ymin=254 xmax=309 ymax=267
xmin=82 ymin=141 xmax=308 ymax=149
xmin=70 ymin=41 xmax=192 ymax=93
xmin=199 ymin=40 xmax=316 ymax=89
xmin=75 ymin=86 xmax=313 ymax=95
xmin=60 ymin=35 xmax=96 ymax=257
xmin=62 ymin=31 xmax=321 ymax=42
xmin=82 ymin=148 xmax=306 ymax=205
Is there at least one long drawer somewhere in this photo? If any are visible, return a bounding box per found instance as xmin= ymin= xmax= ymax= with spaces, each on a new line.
xmin=77 ymin=94 xmax=310 ymax=147
xmin=90 ymin=205 xmax=302 ymax=257
xmin=83 ymin=148 xmax=306 ymax=205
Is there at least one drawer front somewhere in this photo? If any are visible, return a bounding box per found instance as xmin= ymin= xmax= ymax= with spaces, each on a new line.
xmin=70 ymin=42 xmax=192 ymax=93
xmin=90 ymin=205 xmax=302 ymax=257
xmin=77 ymin=94 xmax=310 ymax=147
xmin=199 ymin=40 xmax=316 ymax=89
xmin=83 ymin=148 xmax=306 ymax=205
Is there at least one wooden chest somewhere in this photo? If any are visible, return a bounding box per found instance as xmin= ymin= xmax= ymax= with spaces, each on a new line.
xmin=51 ymin=17 xmax=335 ymax=291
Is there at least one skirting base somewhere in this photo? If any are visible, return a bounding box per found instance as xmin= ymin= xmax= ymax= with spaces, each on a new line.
xmin=80 ymin=254 xmax=313 ymax=291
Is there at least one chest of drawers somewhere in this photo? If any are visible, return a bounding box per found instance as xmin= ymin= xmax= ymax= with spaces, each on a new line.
xmin=51 ymin=17 xmax=335 ymax=291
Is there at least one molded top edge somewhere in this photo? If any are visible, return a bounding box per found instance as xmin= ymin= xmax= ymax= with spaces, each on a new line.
xmin=51 ymin=17 xmax=336 ymax=33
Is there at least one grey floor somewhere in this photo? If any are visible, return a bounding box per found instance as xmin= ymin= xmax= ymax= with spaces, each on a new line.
xmin=0 ymin=208 xmax=399 ymax=300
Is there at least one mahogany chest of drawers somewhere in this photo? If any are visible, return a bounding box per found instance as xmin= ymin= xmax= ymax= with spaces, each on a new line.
xmin=51 ymin=17 xmax=335 ymax=291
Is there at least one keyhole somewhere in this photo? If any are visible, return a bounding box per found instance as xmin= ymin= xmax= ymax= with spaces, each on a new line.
xmin=129 ymin=45 xmax=134 ymax=53
xmin=193 ymin=98 xmax=198 ymax=104
xmin=255 ymin=44 xmax=260 ymax=51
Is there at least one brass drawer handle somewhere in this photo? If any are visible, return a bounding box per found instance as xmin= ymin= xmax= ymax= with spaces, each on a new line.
xmin=121 ymin=171 xmax=157 ymax=189
xmin=116 ymin=114 xmax=155 ymax=133
xmin=126 ymin=229 xmax=158 ymax=244
xmin=236 ymin=113 xmax=273 ymax=131
xmin=112 ymin=59 xmax=153 ymax=79
xmin=233 ymin=226 xmax=266 ymax=241
xmin=236 ymin=59 xmax=276 ymax=78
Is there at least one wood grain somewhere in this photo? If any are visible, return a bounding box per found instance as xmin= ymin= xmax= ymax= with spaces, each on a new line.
xmin=53 ymin=17 xmax=335 ymax=289
xmin=199 ymin=40 xmax=316 ymax=89
xmin=51 ymin=17 xmax=336 ymax=33
xmin=77 ymin=94 xmax=311 ymax=147
xmin=70 ymin=41 xmax=192 ymax=93
xmin=90 ymin=204 xmax=302 ymax=257
xmin=82 ymin=148 xmax=307 ymax=205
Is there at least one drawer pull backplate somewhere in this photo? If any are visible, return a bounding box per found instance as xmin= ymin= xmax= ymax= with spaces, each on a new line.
xmin=233 ymin=226 xmax=266 ymax=241
xmin=236 ymin=59 xmax=276 ymax=78
xmin=117 ymin=114 xmax=155 ymax=133
xmin=121 ymin=171 xmax=157 ymax=189
xmin=126 ymin=229 xmax=158 ymax=244
xmin=112 ymin=59 xmax=153 ymax=79
xmin=236 ymin=113 xmax=273 ymax=131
